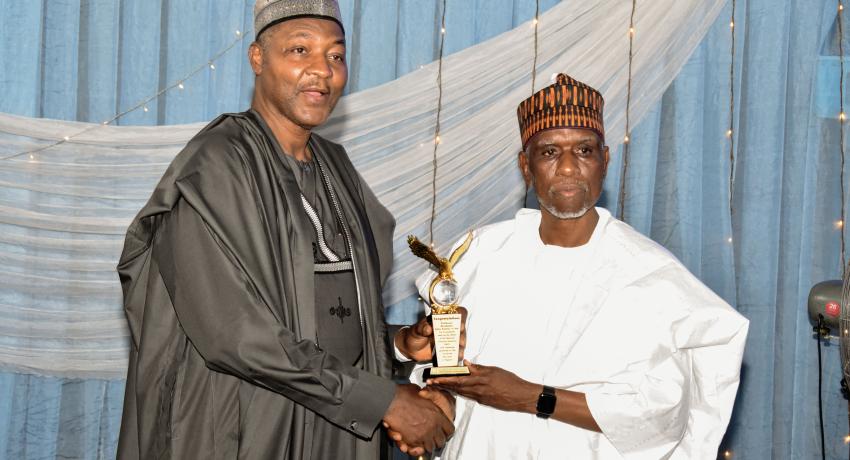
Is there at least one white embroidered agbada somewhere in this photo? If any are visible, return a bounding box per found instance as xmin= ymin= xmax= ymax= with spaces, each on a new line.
xmin=412 ymin=208 xmax=748 ymax=459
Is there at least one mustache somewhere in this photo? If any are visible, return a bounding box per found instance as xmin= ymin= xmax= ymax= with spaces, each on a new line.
xmin=547 ymin=181 xmax=589 ymax=194
xmin=298 ymin=80 xmax=331 ymax=93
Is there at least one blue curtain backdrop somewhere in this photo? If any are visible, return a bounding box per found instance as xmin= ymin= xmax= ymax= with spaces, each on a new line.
xmin=602 ymin=1 xmax=849 ymax=457
xmin=1 ymin=0 xmax=848 ymax=459
xmin=0 ymin=0 xmax=558 ymax=125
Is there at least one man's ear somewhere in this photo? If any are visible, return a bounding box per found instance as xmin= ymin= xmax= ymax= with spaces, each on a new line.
xmin=248 ymin=42 xmax=263 ymax=75
xmin=518 ymin=150 xmax=531 ymax=186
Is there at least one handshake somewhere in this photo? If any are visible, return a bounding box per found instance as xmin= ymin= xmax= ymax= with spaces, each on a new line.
xmin=382 ymin=307 xmax=467 ymax=457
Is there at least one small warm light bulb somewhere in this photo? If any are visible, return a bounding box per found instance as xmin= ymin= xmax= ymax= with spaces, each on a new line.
xmin=63 ymin=136 xmax=70 ymax=141
xmin=143 ymin=106 xmax=149 ymax=112
xmin=841 ymin=3 xmax=845 ymax=11
xmin=844 ymin=434 xmax=850 ymax=444
xmin=29 ymin=154 xmax=34 ymax=160
xmin=837 ymin=220 xmax=845 ymax=229
xmin=532 ymin=17 xmax=539 ymax=25
xmin=629 ymin=27 xmax=635 ymax=37
xmin=441 ymin=27 xmax=446 ymax=34
xmin=209 ymin=63 xmax=216 ymax=70
xmin=178 ymin=82 xmax=184 ymax=90
xmin=841 ymin=112 xmax=847 ymax=121
xmin=724 ymin=451 xmax=732 ymax=458
xmin=726 ymin=129 xmax=733 ymax=137
xmin=730 ymin=21 xmax=735 ymax=28
xmin=727 ymin=237 xmax=733 ymax=243
xmin=623 ymin=135 xmax=630 ymax=144
xmin=235 ymin=30 xmax=241 ymax=36
xmin=435 ymin=135 xmax=441 ymax=144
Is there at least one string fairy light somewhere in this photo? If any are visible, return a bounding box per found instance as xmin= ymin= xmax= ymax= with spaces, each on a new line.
xmin=836 ymin=6 xmax=850 ymax=460
xmin=1 ymin=28 xmax=246 ymax=162
xmin=530 ymin=0 xmax=540 ymax=95
xmin=429 ymin=0 xmax=449 ymax=245
xmin=728 ymin=0 xmax=738 ymax=217
xmin=524 ymin=0 xmax=541 ymax=209
xmin=717 ymin=17 xmax=740 ymax=460
xmin=617 ymin=0 xmax=638 ymax=221
xmin=839 ymin=0 xmax=847 ymax=278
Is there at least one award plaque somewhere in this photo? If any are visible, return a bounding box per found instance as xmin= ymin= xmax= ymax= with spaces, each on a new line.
xmin=408 ymin=232 xmax=474 ymax=380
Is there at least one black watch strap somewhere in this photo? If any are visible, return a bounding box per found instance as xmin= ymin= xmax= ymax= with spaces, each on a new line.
xmin=536 ymin=385 xmax=557 ymax=419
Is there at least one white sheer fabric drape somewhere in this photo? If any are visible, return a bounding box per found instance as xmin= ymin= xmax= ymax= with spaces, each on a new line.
xmin=0 ymin=0 xmax=725 ymax=378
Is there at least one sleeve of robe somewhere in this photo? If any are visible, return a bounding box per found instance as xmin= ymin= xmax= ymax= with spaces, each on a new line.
xmin=152 ymin=147 xmax=396 ymax=439
xmin=583 ymin=263 xmax=749 ymax=459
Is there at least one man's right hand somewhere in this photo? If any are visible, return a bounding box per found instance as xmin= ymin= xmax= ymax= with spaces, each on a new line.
xmin=382 ymin=384 xmax=455 ymax=455
xmin=395 ymin=307 xmax=467 ymax=362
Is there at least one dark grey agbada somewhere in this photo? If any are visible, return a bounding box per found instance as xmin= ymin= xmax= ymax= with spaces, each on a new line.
xmin=116 ymin=111 xmax=397 ymax=459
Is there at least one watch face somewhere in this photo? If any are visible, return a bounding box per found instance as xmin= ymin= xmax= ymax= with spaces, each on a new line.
xmin=536 ymin=387 xmax=557 ymax=418
xmin=432 ymin=279 xmax=459 ymax=306
xmin=537 ymin=394 xmax=556 ymax=412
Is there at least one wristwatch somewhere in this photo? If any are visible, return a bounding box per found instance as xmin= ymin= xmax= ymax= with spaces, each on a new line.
xmin=536 ymin=385 xmax=557 ymax=419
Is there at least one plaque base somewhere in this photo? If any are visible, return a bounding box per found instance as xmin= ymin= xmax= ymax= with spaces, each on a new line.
xmin=422 ymin=366 xmax=470 ymax=380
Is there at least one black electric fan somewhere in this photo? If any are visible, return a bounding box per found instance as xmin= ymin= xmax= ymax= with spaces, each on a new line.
xmin=808 ymin=270 xmax=850 ymax=460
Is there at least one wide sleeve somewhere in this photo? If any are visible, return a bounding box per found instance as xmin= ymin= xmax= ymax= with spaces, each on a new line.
xmin=582 ymin=267 xmax=748 ymax=459
xmin=154 ymin=198 xmax=395 ymax=438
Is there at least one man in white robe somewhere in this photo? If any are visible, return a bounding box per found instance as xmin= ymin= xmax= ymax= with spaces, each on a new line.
xmin=413 ymin=74 xmax=749 ymax=459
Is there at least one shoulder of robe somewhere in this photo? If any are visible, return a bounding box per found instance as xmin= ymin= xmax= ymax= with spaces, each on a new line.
xmin=172 ymin=113 xmax=262 ymax=181
xmin=119 ymin=114 xmax=267 ymax=270
xmin=603 ymin=218 xmax=743 ymax=322
xmin=601 ymin=217 xmax=683 ymax=277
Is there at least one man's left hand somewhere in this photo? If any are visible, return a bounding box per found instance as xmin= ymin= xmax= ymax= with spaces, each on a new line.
xmin=427 ymin=360 xmax=538 ymax=413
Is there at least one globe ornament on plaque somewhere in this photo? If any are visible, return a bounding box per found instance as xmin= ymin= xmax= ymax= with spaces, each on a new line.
xmin=432 ymin=279 xmax=459 ymax=307
xmin=408 ymin=232 xmax=474 ymax=379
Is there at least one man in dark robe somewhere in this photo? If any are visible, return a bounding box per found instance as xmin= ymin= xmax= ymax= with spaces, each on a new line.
xmin=115 ymin=1 xmax=454 ymax=458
